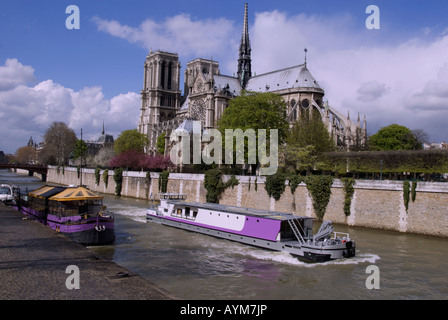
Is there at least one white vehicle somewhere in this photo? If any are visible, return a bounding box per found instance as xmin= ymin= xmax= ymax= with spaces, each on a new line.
xmin=0 ymin=184 xmax=14 ymax=204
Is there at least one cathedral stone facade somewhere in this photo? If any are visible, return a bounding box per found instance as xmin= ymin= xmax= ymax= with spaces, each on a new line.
xmin=138 ymin=3 xmax=367 ymax=157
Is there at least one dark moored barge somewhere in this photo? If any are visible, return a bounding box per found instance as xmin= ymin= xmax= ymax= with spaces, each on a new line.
xmin=13 ymin=185 xmax=114 ymax=245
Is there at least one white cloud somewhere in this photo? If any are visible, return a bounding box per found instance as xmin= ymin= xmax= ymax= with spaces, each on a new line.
xmin=92 ymin=14 xmax=236 ymax=59
xmin=356 ymin=81 xmax=390 ymax=102
xmin=0 ymin=59 xmax=140 ymax=154
xmin=0 ymin=58 xmax=35 ymax=91
xmin=249 ymin=10 xmax=448 ymax=142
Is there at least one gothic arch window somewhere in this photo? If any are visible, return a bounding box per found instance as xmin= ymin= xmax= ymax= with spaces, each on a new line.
xmin=290 ymin=99 xmax=296 ymax=109
xmin=301 ymin=99 xmax=310 ymax=109
xmin=168 ymin=62 xmax=173 ymax=90
xmin=160 ymin=112 xmax=166 ymax=121
xmin=148 ymin=63 xmax=154 ymax=89
xmin=291 ymin=99 xmax=297 ymax=120
xmin=161 ymin=61 xmax=166 ymax=89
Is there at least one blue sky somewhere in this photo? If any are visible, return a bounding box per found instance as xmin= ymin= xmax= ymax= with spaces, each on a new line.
xmin=1 ymin=0 xmax=448 ymax=154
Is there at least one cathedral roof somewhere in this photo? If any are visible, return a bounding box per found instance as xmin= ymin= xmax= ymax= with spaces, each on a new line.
xmin=97 ymin=133 xmax=114 ymax=144
xmin=245 ymin=64 xmax=323 ymax=93
xmin=214 ymin=75 xmax=242 ymax=96
xmin=174 ymin=119 xmax=206 ymax=134
xmin=174 ymin=119 xmax=196 ymax=133
xmin=180 ymin=95 xmax=189 ymax=110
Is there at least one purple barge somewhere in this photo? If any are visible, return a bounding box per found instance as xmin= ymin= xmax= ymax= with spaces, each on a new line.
xmin=147 ymin=193 xmax=356 ymax=263
xmin=13 ymin=185 xmax=115 ymax=245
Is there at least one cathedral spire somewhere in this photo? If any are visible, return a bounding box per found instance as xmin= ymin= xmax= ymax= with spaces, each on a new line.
xmin=304 ymin=48 xmax=308 ymax=67
xmin=237 ymin=3 xmax=252 ymax=89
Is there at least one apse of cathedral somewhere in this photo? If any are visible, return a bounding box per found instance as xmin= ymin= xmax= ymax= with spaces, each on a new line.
xmin=138 ymin=3 xmax=367 ymax=156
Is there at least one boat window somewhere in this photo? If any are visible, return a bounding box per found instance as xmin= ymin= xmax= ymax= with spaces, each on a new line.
xmin=177 ymin=208 xmax=182 ymax=215
xmin=49 ymin=201 xmax=61 ymax=215
xmin=29 ymin=197 xmax=46 ymax=215
xmin=280 ymin=221 xmax=297 ymax=240
xmin=0 ymin=187 xmax=11 ymax=195
xmin=59 ymin=201 xmax=78 ymax=216
xmin=185 ymin=207 xmax=190 ymax=217
xmin=50 ymin=199 xmax=104 ymax=217
xmin=193 ymin=211 xmax=198 ymax=218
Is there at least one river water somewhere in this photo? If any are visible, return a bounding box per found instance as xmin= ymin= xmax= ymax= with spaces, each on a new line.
xmin=2 ymin=169 xmax=447 ymax=300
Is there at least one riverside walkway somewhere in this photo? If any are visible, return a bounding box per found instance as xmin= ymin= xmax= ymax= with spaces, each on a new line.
xmin=0 ymin=204 xmax=173 ymax=300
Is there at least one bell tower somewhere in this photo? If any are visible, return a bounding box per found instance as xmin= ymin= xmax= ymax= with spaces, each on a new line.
xmin=138 ymin=50 xmax=181 ymax=153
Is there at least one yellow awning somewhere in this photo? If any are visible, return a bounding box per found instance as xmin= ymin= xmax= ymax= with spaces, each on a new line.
xmin=28 ymin=186 xmax=61 ymax=198
xmin=49 ymin=187 xmax=103 ymax=201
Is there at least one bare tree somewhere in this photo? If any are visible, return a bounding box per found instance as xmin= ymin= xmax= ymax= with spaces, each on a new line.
xmin=412 ymin=129 xmax=430 ymax=149
xmin=14 ymin=145 xmax=36 ymax=164
xmin=93 ymin=146 xmax=115 ymax=167
xmin=42 ymin=122 xmax=77 ymax=166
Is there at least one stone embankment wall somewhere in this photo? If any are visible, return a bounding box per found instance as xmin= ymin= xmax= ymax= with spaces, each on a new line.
xmin=46 ymin=166 xmax=448 ymax=237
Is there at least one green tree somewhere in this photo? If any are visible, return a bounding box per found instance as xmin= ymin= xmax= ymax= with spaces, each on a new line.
xmin=114 ymin=129 xmax=148 ymax=154
xmin=369 ymin=124 xmax=421 ymax=151
xmin=204 ymin=168 xmax=239 ymax=203
xmin=281 ymin=145 xmax=317 ymax=175
xmin=156 ymin=132 xmax=166 ymax=155
xmin=264 ymin=172 xmax=286 ymax=201
xmin=73 ymin=139 xmax=87 ymax=160
xmin=305 ymin=175 xmax=334 ymax=221
xmin=217 ymin=91 xmax=289 ymax=172
xmin=284 ymin=111 xmax=335 ymax=173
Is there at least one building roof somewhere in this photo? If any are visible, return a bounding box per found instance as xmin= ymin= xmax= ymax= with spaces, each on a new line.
xmin=214 ymin=74 xmax=242 ymax=96
xmin=180 ymin=95 xmax=189 ymax=110
xmin=174 ymin=119 xmax=204 ymax=134
xmin=245 ymin=64 xmax=323 ymax=93
xmin=97 ymin=133 xmax=114 ymax=144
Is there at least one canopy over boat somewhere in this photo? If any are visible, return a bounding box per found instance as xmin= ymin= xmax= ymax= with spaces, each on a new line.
xmin=27 ymin=185 xmax=102 ymax=201
xmin=28 ymin=186 xmax=66 ymax=199
xmin=49 ymin=186 xmax=103 ymax=201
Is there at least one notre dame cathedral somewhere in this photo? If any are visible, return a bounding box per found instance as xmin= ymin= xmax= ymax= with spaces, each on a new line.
xmin=137 ymin=3 xmax=367 ymax=156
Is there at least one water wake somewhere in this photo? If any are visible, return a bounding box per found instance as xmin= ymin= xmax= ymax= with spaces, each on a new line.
xmin=244 ymin=249 xmax=381 ymax=267
xmin=111 ymin=204 xmax=147 ymax=223
xmin=209 ymin=240 xmax=381 ymax=267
